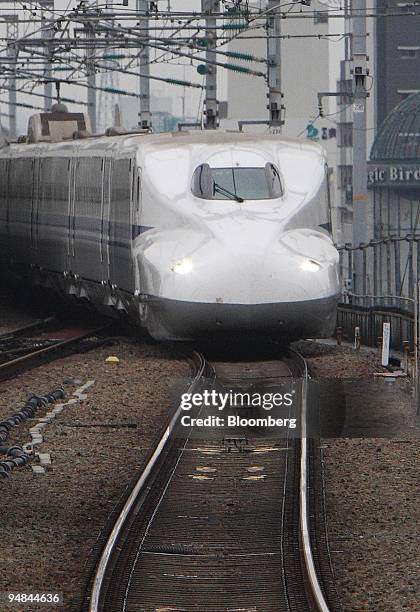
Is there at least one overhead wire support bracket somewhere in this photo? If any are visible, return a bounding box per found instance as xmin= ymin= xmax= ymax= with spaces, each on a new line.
xmin=317 ymin=91 xmax=353 ymax=118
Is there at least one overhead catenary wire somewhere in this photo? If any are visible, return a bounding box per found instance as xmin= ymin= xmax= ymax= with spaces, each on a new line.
xmin=0 ymin=0 xmax=418 ymax=131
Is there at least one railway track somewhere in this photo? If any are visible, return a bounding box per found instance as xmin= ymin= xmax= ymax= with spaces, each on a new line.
xmin=0 ymin=318 xmax=111 ymax=381
xmin=85 ymin=349 xmax=339 ymax=612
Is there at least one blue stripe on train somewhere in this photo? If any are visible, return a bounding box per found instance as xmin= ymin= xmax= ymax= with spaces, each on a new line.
xmin=7 ymin=216 xmax=154 ymax=242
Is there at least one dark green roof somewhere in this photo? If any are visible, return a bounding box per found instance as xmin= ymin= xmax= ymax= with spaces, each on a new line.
xmin=370 ymin=92 xmax=420 ymax=161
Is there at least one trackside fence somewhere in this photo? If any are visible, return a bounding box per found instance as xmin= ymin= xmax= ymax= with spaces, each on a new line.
xmin=336 ymin=238 xmax=420 ymax=353
xmin=337 ymin=303 xmax=414 ymax=351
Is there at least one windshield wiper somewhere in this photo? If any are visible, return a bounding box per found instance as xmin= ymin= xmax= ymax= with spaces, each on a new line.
xmin=214 ymin=182 xmax=244 ymax=203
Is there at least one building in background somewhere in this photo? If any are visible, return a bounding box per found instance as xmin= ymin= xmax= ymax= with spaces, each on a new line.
xmin=119 ymin=90 xmax=174 ymax=130
xmin=340 ymin=92 xmax=420 ymax=302
xmin=223 ymin=1 xmax=332 ymax=138
xmin=376 ymin=0 xmax=420 ymax=128
xmin=336 ymin=0 xmax=420 ymax=247
xmin=334 ymin=2 xmax=377 ymax=247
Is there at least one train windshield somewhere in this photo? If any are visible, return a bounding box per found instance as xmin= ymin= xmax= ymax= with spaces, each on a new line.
xmin=192 ymin=163 xmax=283 ymax=200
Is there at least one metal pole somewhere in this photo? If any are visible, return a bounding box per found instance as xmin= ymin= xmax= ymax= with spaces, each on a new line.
xmin=409 ymin=237 xmax=414 ymax=300
xmin=351 ymin=0 xmax=370 ymax=294
xmin=379 ymin=241 xmax=383 ymax=298
xmin=267 ymin=0 xmax=284 ymax=132
xmin=415 ymin=282 xmax=419 ymax=415
xmin=386 ymin=238 xmax=392 ymax=299
xmin=339 ymin=250 xmax=344 ymax=300
xmin=393 ymin=237 xmax=401 ymax=298
xmin=85 ymin=23 xmax=97 ymax=133
xmin=137 ymin=0 xmax=151 ymax=129
xmin=346 ymin=244 xmax=353 ymax=300
xmin=362 ymin=244 xmax=367 ymax=304
xmin=373 ymin=242 xmax=378 ymax=299
xmin=202 ymin=0 xmax=219 ymax=129
xmin=416 ymin=238 xmax=420 ymax=291
xmin=5 ymin=15 xmax=18 ymax=138
xmin=40 ymin=0 xmax=53 ymax=110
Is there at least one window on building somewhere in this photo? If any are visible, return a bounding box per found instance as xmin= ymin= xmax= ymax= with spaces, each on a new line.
xmin=398 ymin=89 xmax=420 ymax=100
xmin=338 ymin=165 xmax=353 ymax=192
xmin=397 ymin=3 xmax=415 ymax=14
xmin=314 ymin=11 xmax=328 ymax=24
xmin=399 ymin=47 xmax=419 ymax=59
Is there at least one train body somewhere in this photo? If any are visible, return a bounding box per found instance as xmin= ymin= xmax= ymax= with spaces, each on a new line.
xmin=0 ymin=126 xmax=339 ymax=340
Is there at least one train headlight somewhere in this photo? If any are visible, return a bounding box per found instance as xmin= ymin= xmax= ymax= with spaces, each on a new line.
xmin=172 ymin=258 xmax=193 ymax=275
xmin=301 ymin=259 xmax=321 ymax=272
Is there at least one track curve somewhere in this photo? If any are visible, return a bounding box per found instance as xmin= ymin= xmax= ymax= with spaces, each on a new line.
xmin=87 ymin=349 xmax=336 ymax=612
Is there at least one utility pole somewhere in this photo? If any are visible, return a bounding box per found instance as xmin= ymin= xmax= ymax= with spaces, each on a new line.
xmin=267 ymin=0 xmax=284 ymax=132
xmin=98 ymin=54 xmax=121 ymax=131
xmin=351 ymin=0 xmax=370 ymax=294
xmin=85 ymin=23 xmax=97 ymax=133
xmin=5 ymin=15 xmax=18 ymax=138
xmin=202 ymin=0 xmax=219 ymax=129
xmin=40 ymin=0 xmax=54 ymax=111
xmin=137 ymin=0 xmax=151 ymax=129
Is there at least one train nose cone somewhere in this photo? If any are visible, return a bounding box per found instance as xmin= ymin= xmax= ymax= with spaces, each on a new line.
xmin=166 ymin=228 xmax=338 ymax=304
xmin=140 ymin=228 xmax=339 ymax=340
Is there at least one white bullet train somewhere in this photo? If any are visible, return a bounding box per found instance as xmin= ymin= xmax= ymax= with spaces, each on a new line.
xmin=0 ymin=107 xmax=339 ymax=340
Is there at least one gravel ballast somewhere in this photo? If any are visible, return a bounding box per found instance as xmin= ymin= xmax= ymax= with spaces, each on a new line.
xmin=299 ymin=341 xmax=419 ymax=612
xmin=0 ymin=338 xmax=189 ymax=611
xmin=0 ymin=324 xmax=418 ymax=612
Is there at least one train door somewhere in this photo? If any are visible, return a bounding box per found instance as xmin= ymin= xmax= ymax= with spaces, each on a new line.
xmin=69 ymin=155 xmax=103 ymax=282
xmin=131 ymin=163 xmax=142 ymax=231
xmin=108 ymin=156 xmax=135 ymax=293
xmin=30 ymin=156 xmax=40 ymax=261
xmin=37 ymin=156 xmax=71 ymax=272
xmin=36 ymin=156 xmax=48 ymax=269
xmin=8 ymin=157 xmax=33 ymax=265
xmin=63 ymin=157 xmax=72 ymax=274
xmin=68 ymin=156 xmax=76 ymax=273
xmin=100 ymin=155 xmax=112 ymax=283
xmin=132 ymin=164 xmax=142 ymax=292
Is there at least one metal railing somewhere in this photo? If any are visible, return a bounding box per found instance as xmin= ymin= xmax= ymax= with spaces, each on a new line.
xmin=337 ymin=235 xmax=420 ymax=307
xmin=336 ymin=236 xmax=420 ymax=350
xmin=337 ymin=302 xmax=414 ymax=350
xmin=336 ymin=236 xmax=420 ymax=413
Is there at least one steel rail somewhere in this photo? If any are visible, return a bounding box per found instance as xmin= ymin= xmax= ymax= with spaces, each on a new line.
xmin=89 ymin=349 xmax=333 ymax=611
xmin=293 ymin=349 xmax=330 ymax=612
xmin=0 ymin=324 xmax=109 ymax=380
xmin=0 ymin=316 xmax=55 ymax=341
xmin=89 ymin=351 xmax=206 ymax=612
